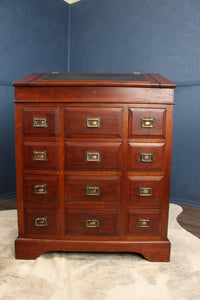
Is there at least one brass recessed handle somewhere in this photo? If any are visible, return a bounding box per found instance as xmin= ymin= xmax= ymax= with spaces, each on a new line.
xmin=34 ymin=184 xmax=48 ymax=195
xmin=86 ymin=186 xmax=100 ymax=196
xmin=86 ymin=118 xmax=101 ymax=128
xmin=33 ymin=151 xmax=47 ymax=161
xmin=141 ymin=118 xmax=154 ymax=128
xmin=86 ymin=152 xmax=101 ymax=162
xmin=32 ymin=117 xmax=48 ymax=128
xmin=137 ymin=218 xmax=151 ymax=228
xmin=86 ymin=219 xmax=99 ymax=228
xmin=140 ymin=153 xmax=154 ymax=163
xmin=34 ymin=217 xmax=48 ymax=227
xmin=139 ymin=186 xmax=152 ymax=197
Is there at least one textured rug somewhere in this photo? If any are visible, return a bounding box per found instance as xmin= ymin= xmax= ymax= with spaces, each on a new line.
xmin=0 ymin=204 xmax=200 ymax=300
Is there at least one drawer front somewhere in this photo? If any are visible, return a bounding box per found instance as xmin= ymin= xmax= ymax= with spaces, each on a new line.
xmin=65 ymin=176 xmax=121 ymax=204
xmin=65 ymin=107 xmax=122 ymax=137
xmin=66 ymin=210 xmax=120 ymax=236
xmin=23 ymin=142 xmax=58 ymax=170
xmin=128 ymin=143 xmax=165 ymax=171
xmin=24 ymin=209 xmax=58 ymax=236
xmin=65 ymin=142 xmax=121 ymax=170
xmin=129 ymin=108 xmax=166 ymax=138
xmin=24 ymin=175 xmax=58 ymax=203
xmin=22 ymin=107 xmax=59 ymax=136
xmin=127 ymin=210 xmax=161 ymax=236
xmin=128 ymin=176 xmax=163 ymax=205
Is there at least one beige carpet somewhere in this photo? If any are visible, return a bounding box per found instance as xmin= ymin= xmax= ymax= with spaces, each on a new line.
xmin=0 ymin=204 xmax=200 ymax=300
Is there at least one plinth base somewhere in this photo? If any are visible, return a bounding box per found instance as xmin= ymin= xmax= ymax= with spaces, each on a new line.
xmin=15 ymin=238 xmax=171 ymax=262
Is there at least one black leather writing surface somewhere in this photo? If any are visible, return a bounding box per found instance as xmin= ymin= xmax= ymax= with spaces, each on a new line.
xmin=42 ymin=73 xmax=148 ymax=82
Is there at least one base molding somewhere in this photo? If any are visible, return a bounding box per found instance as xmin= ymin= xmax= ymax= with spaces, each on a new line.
xmin=15 ymin=238 xmax=171 ymax=262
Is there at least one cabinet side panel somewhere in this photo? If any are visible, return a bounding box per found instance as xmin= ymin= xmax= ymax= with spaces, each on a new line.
xmin=15 ymin=104 xmax=24 ymax=236
xmin=162 ymin=104 xmax=174 ymax=239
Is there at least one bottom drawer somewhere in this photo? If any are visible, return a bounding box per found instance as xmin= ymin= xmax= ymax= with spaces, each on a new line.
xmin=66 ymin=210 xmax=120 ymax=236
xmin=127 ymin=210 xmax=161 ymax=236
xmin=24 ymin=209 xmax=58 ymax=236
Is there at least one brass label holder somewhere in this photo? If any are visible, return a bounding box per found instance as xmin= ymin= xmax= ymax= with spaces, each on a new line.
xmin=86 ymin=219 xmax=100 ymax=228
xmin=34 ymin=217 xmax=48 ymax=227
xmin=34 ymin=184 xmax=48 ymax=195
xmin=86 ymin=118 xmax=101 ymax=128
xmin=86 ymin=186 xmax=100 ymax=196
xmin=137 ymin=218 xmax=151 ymax=228
xmin=141 ymin=118 xmax=155 ymax=128
xmin=32 ymin=117 xmax=48 ymax=128
xmin=86 ymin=152 xmax=101 ymax=162
xmin=33 ymin=151 xmax=47 ymax=161
xmin=140 ymin=153 xmax=154 ymax=163
xmin=139 ymin=186 xmax=152 ymax=197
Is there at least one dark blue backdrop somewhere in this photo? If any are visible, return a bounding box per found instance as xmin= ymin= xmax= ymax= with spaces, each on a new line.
xmin=1 ymin=0 xmax=200 ymax=207
xmin=0 ymin=0 xmax=69 ymax=199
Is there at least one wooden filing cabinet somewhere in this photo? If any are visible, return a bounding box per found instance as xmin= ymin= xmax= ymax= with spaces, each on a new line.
xmin=13 ymin=73 xmax=176 ymax=261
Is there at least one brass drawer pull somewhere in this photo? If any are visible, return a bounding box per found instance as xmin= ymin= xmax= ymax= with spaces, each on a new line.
xmin=86 ymin=152 xmax=101 ymax=162
xmin=86 ymin=219 xmax=99 ymax=228
xmin=86 ymin=186 xmax=100 ymax=196
xmin=139 ymin=186 xmax=152 ymax=197
xmin=33 ymin=151 xmax=47 ymax=161
xmin=34 ymin=217 xmax=48 ymax=227
xmin=86 ymin=118 xmax=101 ymax=128
xmin=137 ymin=218 xmax=151 ymax=228
xmin=34 ymin=184 xmax=48 ymax=195
xmin=33 ymin=117 xmax=48 ymax=128
xmin=141 ymin=118 xmax=154 ymax=128
xmin=140 ymin=153 xmax=154 ymax=163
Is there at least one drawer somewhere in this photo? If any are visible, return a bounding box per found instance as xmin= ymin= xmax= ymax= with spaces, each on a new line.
xmin=65 ymin=142 xmax=121 ymax=170
xmin=64 ymin=107 xmax=122 ymax=137
xmin=65 ymin=176 xmax=121 ymax=204
xmin=127 ymin=210 xmax=161 ymax=236
xmin=24 ymin=209 xmax=58 ymax=236
xmin=128 ymin=176 xmax=163 ymax=205
xmin=22 ymin=107 xmax=59 ymax=136
xmin=128 ymin=143 xmax=165 ymax=171
xmin=24 ymin=175 xmax=58 ymax=203
xmin=23 ymin=142 xmax=58 ymax=170
xmin=66 ymin=210 xmax=120 ymax=236
xmin=129 ymin=108 xmax=166 ymax=138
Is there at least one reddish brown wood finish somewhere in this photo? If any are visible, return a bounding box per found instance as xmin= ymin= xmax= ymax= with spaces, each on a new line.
xmin=15 ymin=238 xmax=171 ymax=262
xmin=24 ymin=175 xmax=58 ymax=203
xmin=129 ymin=108 xmax=166 ymax=138
xmin=65 ymin=107 xmax=123 ymax=137
xmin=66 ymin=209 xmax=120 ymax=236
xmin=65 ymin=176 xmax=121 ymax=204
xmin=24 ymin=208 xmax=58 ymax=236
xmin=128 ymin=143 xmax=165 ymax=171
xmin=23 ymin=141 xmax=59 ymax=170
xmin=22 ymin=107 xmax=59 ymax=137
xmin=65 ymin=142 xmax=122 ymax=170
xmin=14 ymin=86 xmax=174 ymax=103
xmin=13 ymin=73 xmax=175 ymax=261
xmin=127 ymin=210 xmax=162 ymax=236
xmin=128 ymin=176 xmax=164 ymax=206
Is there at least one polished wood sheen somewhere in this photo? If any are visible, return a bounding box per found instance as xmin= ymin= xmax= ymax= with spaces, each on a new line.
xmin=65 ymin=176 xmax=121 ymax=204
xmin=24 ymin=175 xmax=58 ymax=203
xmin=1 ymin=199 xmax=199 ymax=240
xmin=13 ymin=73 xmax=175 ymax=261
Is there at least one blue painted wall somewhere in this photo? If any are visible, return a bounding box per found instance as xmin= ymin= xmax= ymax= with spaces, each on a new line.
xmin=0 ymin=0 xmax=69 ymax=199
xmin=70 ymin=0 xmax=200 ymax=207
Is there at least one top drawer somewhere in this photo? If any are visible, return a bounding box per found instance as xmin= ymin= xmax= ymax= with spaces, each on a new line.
xmin=22 ymin=107 xmax=59 ymax=137
xmin=129 ymin=108 xmax=166 ymax=138
xmin=64 ymin=107 xmax=123 ymax=137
